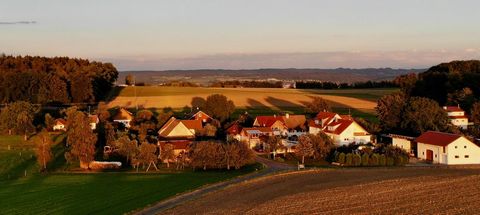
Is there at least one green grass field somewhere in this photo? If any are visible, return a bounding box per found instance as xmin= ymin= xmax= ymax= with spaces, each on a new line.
xmin=0 ymin=135 xmax=260 ymax=214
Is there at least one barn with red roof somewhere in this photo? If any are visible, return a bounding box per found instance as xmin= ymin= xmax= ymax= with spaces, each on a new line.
xmin=416 ymin=131 xmax=480 ymax=164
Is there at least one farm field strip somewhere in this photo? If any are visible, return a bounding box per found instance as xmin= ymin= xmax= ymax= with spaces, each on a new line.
xmin=109 ymin=86 xmax=393 ymax=111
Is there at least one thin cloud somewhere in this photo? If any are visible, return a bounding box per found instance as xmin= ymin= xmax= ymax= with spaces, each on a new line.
xmin=0 ymin=21 xmax=37 ymax=25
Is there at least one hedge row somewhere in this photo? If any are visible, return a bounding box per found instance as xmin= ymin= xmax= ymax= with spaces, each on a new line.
xmin=336 ymin=152 xmax=409 ymax=166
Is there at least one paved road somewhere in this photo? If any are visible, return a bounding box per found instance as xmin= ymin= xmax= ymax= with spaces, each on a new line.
xmin=135 ymin=156 xmax=295 ymax=215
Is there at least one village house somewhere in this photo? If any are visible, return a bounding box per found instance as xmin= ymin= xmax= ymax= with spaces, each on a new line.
xmin=158 ymin=117 xmax=203 ymax=140
xmin=253 ymin=114 xmax=306 ymax=136
xmin=239 ymin=127 xmax=273 ymax=149
xmin=443 ymin=105 xmax=470 ymax=129
xmin=225 ymin=121 xmax=242 ymax=141
xmin=89 ymin=115 xmax=99 ymax=130
xmin=416 ymin=131 xmax=480 ymax=165
xmin=112 ymin=108 xmax=133 ymax=128
xmin=389 ymin=134 xmax=416 ymax=156
xmin=158 ymin=140 xmax=191 ymax=156
xmin=188 ymin=110 xmax=213 ymax=124
xmin=53 ymin=119 xmax=67 ymax=131
xmin=309 ymin=111 xmax=372 ymax=146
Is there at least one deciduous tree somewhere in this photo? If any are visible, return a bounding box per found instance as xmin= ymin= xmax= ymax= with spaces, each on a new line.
xmin=32 ymin=129 xmax=53 ymax=171
xmin=296 ymin=135 xmax=314 ymax=164
xmin=64 ymin=107 xmax=97 ymax=167
xmin=305 ymin=96 xmax=331 ymax=113
xmin=161 ymin=144 xmax=176 ymax=168
xmin=204 ymin=94 xmax=235 ymax=122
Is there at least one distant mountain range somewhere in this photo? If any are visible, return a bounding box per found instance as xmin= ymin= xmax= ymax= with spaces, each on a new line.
xmin=118 ymin=68 xmax=426 ymax=85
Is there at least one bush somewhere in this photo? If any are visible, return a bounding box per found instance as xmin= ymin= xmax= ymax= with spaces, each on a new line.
xmin=386 ymin=157 xmax=394 ymax=166
xmin=361 ymin=153 xmax=369 ymax=166
xmin=353 ymin=154 xmax=361 ymax=166
xmin=337 ymin=152 xmax=346 ymax=164
xmin=369 ymin=153 xmax=379 ymax=166
xmin=345 ymin=153 xmax=353 ymax=166
xmin=394 ymin=156 xmax=403 ymax=166
xmin=379 ymin=154 xmax=386 ymax=166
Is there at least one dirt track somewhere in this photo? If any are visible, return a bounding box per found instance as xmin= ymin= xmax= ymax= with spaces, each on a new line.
xmin=164 ymin=167 xmax=480 ymax=214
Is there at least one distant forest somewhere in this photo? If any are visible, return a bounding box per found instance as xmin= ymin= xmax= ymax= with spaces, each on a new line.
xmin=296 ymin=80 xmax=398 ymax=89
xmin=0 ymin=56 xmax=118 ymax=104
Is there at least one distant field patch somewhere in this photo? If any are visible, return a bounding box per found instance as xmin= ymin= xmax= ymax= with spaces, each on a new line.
xmin=109 ymin=87 xmax=396 ymax=113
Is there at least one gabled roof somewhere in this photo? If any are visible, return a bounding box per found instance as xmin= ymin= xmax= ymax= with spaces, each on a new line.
xmin=89 ymin=115 xmax=99 ymax=124
xmin=226 ymin=122 xmax=242 ymax=135
xmin=416 ymin=131 xmax=462 ymax=147
xmin=55 ymin=118 xmax=67 ymax=125
xmin=316 ymin=112 xmax=338 ymax=121
xmin=112 ymin=108 xmax=133 ymax=121
xmin=189 ymin=110 xmax=212 ymax=120
xmin=324 ymin=119 xmax=353 ymax=135
xmin=180 ymin=120 xmax=203 ymax=130
xmin=282 ymin=115 xmax=306 ymax=129
xmin=241 ymin=127 xmax=272 ymax=135
xmin=314 ymin=112 xmax=341 ymax=128
xmin=158 ymin=117 xmax=201 ymax=138
xmin=254 ymin=116 xmax=285 ymax=127
xmin=444 ymin=106 xmax=464 ymax=112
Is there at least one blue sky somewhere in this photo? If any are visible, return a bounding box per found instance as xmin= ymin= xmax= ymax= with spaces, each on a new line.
xmin=1 ymin=0 xmax=479 ymax=70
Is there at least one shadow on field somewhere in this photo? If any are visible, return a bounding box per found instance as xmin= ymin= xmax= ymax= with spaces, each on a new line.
xmin=265 ymin=96 xmax=302 ymax=109
xmin=300 ymin=95 xmax=378 ymax=122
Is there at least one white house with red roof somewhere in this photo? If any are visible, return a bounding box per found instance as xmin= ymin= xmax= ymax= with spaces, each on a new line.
xmin=309 ymin=111 xmax=372 ymax=146
xmin=443 ymin=105 xmax=470 ymax=129
xmin=189 ymin=110 xmax=213 ymax=123
xmin=253 ymin=114 xmax=306 ymax=136
xmin=89 ymin=115 xmax=99 ymax=130
xmin=53 ymin=118 xmax=67 ymax=131
xmin=416 ymin=131 xmax=480 ymax=165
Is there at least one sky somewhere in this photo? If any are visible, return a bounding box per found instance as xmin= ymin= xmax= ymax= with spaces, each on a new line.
xmin=1 ymin=0 xmax=480 ymax=71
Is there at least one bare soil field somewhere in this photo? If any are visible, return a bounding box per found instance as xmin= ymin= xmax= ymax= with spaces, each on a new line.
xmin=108 ymin=87 xmax=396 ymax=113
xmin=164 ymin=167 xmax=480 ymax=215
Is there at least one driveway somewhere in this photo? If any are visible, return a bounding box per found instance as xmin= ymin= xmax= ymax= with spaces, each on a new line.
xmin=134 ymin=156 xmax=295 ymax=215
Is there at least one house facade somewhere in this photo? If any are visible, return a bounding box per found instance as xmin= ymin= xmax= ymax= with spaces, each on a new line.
xmin=309 ymin=111 xmax=372 ymax=146
xmin=239 ymin=127 xmax=273 ymax=149
xmin=389 ymin=134 xmax=416 ymax=156
xmin=443 ymin=106 xmax=469 ymax=129
xmin=416 ymin=131 xmax=480 ymax=165
xmin=53 ymin=119 xmax=67 ymax=131
xmin=113 ymin=108 xmax=133 ymax=128
xmin=89 ymin=115 xmax=99 ymax=130
xmin=189 ymin=110 xmax=212 ymax=123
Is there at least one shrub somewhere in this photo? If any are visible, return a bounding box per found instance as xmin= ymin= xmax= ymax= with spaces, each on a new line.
xmin=379 ymin=154 xmax=386 ymax=166
xmin=394 ymin=156 xmax=403 ymax=166
xmin=369 ymin=153 xmax=379 ymax=166
xmin=337 ymin=152 xmax=346 ymax=164
xmin=386 ymin=157 xmax=394 ymax=166
xmin=345 ymin=153 xmax=353 ymax=166
xmin=353 ymin=154 xmax=361 ymax=166
xmin=403 ymin=156 xmax=410 ymax=165
xmin=361 ymin=153 xmax=369 ymax=166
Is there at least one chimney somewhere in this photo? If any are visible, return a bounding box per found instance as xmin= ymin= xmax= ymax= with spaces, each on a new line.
xmin=314 ymin=119 xmax=319 ymax=125
xmin=286 ymin=113 xmax=290 ymax=119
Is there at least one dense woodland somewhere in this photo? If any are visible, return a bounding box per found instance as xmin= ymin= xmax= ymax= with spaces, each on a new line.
xmin=0 ymin=55 xmax=118 ymax=104
xmin=296 ymin=80 xmax=398 ymax=89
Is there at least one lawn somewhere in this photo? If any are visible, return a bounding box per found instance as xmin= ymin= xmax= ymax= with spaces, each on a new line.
xmin=0 ymin=135 xmax=261 ymax=214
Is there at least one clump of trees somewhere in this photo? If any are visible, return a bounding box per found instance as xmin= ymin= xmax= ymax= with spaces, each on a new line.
xmin=64 ymin=107 xmax=97 ymax=168
xmin=295 ymin=133 xmax=335 ymax=164
xmin=189 ymin=140 xmax=255 ymax=170
xmin=305 ymin=97 xmax=331 ymax=113
xmin=0 ymin=55 xmax=118 ymax=104
xmin=210 ymin=80 xmax=283 ymax=88
xmin=190 ymin=94 xmax=235 ymax=122
xmin=376 ymin=92 xmax=456 ymax=136
xmin=296 ymin=80 xmax=398 ymax=89
xmin=0 ymin=101 xmax=38 ymax=139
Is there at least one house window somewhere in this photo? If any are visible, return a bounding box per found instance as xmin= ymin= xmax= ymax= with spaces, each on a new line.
xmin=455 ymin=155 xmax=459 ymax=158
xmin=422 ymin=152 xmax=424 ymax=155
xmin=464 ymin=146 xmax=467 ymax=149
xmin=435 ymin=154 xmax=437 ymax=158
xmin=465 ymin=155 xmax=469 ymax=158
xmin=455 ymin=146 xmax=458 ymax=149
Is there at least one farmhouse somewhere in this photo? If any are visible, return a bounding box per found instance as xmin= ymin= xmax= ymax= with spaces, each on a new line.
xmin=226 ymin=121 xmax=242 ymax=141
xmin=443 ymin=105 xmax=470 ymax=129
xmin=416 ymin=131 xmax=480 ymax=165
xmin=188 ymin=110 xmax=212 ymax=123
xmin=53 ymin=119 xmax=67 ymax=131
xmin=158 ymin=117 xmax=202 ymax=140
xmin=253 ymin=114 xmax=306 ymax=136
xmin=309 ymin=111 xmax=371 ymax=146
xmin=113 ymin=108 xmax=133 ymax=128
xmin=389 ymin=134 xmax=416 ymax=156
xmin=239 ymin=127 xmax=273 ymax=149
xmin=89 ymin=115 xmax=99 ymax=130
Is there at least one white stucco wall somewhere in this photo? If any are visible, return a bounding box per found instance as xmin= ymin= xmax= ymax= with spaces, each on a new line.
xmin=418 ymin=137 xmax=480 ymax=165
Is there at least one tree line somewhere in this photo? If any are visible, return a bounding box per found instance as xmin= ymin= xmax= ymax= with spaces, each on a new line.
xmin=0 ymin=55 xmax=118 ymax=104
xmin=296 ymin=80 xmax=398 ymax=89
xmin=210 ymin=80 xmax=283 ymax=88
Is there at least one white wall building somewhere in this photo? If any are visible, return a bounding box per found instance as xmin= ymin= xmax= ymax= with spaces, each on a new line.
xmin=443 ymin=106 xmax=470 ymax=129
xmin=416 ymin=131 xmax=480 ymax=165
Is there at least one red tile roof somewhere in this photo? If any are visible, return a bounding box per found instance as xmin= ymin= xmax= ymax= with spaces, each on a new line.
xmin=255 ymin=116 xmax=285 ymax=127
xmin=226 ymin=122 xmax=242 ymax=135
xmin=180 ymin=120 xmax=203 ymax=130
xmin=444 ymin=106 xmax=464 ymax=112
xmin=416 ymin=131 xmax=462 ymax=147
xmin=55 ymin=118 xmax=66 ymax=125
xmin=324 ymin=119 xmax=353 ymax=135
xmin=89 ymin=115 xmax=99 ymax=124
xmin=449 ymin=115 xmax=468 ymax=119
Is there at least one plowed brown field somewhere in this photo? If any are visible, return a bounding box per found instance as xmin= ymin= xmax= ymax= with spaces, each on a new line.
xmin=164 ymin=167 xmax=480 ymax=215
